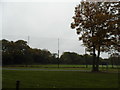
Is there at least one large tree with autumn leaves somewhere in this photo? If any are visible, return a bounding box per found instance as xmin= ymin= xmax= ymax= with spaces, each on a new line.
xmin=71 ymin=1 xmax=120 ymax=72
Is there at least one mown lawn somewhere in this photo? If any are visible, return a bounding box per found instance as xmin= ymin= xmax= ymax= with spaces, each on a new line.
xmin=3 ymin=64 xmax=119 ymax=68
xmin=2 ymin=70 xmax=119 ymax=88
xmin=3 ymin=64 xmax=119 ymax=72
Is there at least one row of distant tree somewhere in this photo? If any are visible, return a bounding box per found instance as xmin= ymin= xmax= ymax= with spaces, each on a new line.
xmin=1 ymin=39 xmax=119 ymax=65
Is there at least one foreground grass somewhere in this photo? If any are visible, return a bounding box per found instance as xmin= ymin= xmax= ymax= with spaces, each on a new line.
xmin=2 ymin=70 xmax=119 ymax=88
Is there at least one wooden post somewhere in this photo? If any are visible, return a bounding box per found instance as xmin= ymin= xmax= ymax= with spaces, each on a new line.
xmin=16 ymin=80 xmax=20 ymax=90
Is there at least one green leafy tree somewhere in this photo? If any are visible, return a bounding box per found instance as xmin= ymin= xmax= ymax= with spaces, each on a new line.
xmin=60 ymin=52 xmax=82 ymax=64
xmin=40 ymin=49 xmax=52 ymax=64
xmin=50 ymin=53 xmax=58 ymax=64
xmin=109 ymin=53 xmax=120 ymax=68
xmin=15 ymin=40 xmax=33 ymax=66
xmin=71 ymin=1 xmax=119 ymax=71
xmin=2 ymin=39 xmax=33 ymax=65
xmin=2 ymin=39 xmax=56 ymax=65
xmin=2 ymin=39 xmax=14 ymax=65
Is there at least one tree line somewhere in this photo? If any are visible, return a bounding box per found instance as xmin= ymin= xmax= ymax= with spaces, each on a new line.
xmin=1 ymin=39 xmax=119 ymax=66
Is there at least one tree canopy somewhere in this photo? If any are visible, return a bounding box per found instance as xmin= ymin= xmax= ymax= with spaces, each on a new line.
xmin=71 ymin=1 xmax=120 ymax=71
xmin=2 ymin=39 xmax=103 ymax=65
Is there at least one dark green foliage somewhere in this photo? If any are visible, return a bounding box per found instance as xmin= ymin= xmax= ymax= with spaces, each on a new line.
xmin=108 ymin=53 xmax=120 ymax=66
xmin=2 ymin=39 xmax=119 ymax=66
xmin=2 ymin=39 xmax=54 ymax=65
xmin=2 ymin=39 xmax=100 ymax=65
xmin=60 ymin=52 xmax=93 ymax=65
xmin=2 ymin=39 xmax=32 ymax=65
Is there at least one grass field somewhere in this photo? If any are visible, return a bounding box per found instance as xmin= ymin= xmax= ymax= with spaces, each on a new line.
xmin=3 ymin=64 xmax=120 ymax=72
xmin=2 ymin=70 xmax=119 ymax=88
xmin=3 ymin=64 xmax=119 ymax=68
xmin=2 ymin=65 xmax=120 ymax=88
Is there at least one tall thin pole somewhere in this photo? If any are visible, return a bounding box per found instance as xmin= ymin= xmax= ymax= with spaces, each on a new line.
xmin=58 ymin=38 xmax=59 ymax=68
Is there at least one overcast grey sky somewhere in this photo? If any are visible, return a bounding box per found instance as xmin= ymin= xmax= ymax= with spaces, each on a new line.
xmin=1 ymin=0 xmax=109 ymax=58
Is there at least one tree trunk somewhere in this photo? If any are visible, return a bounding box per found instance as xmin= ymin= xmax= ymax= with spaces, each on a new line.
xmin=92 ymin=45 xmax=101 ymax=72
xmin=96 ymin=46 xmax=100 ymax=72
xmin=92 ymin=45 xmax=96 ymax=72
